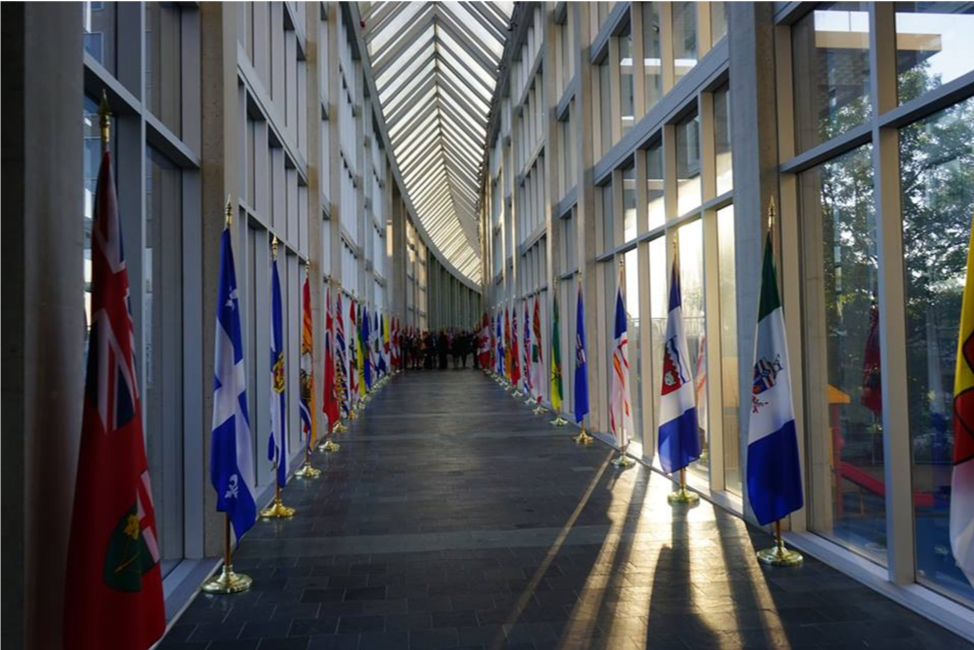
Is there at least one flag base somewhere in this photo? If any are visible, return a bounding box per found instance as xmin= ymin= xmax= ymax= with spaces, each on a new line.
xmin=667 ymin=485 xmax=700 ymax=505
xmin=202 ymin=565 xmax=253 ymax=594
xmin=756 ymin=543 xmax=803 ymax=567
xmin=611 ymin=453 xmax=635 ymax=468
xmin=550 ymin=416 xmax=569 ymax=427
xmin=333 ymin=422 xmax=348 ymax=433
xmin=524 ymin=396 xmax=535 ymax=406
xmin=294 ymin=461 xmax=322 ymax=479
xmin=532 ymin=405 xmax=549 ymax=415
xmin=572 ymin=429 xmax=593 ymax=446
xmin=319 ymin=439 xmax=340 ymax=453
xmin=260 ymin=497 xmax=296 ymax=519
xmin=512 ymin=390 xmax=523 ymax=398
xmin=348 ymin=409 xmax=358 ymax=420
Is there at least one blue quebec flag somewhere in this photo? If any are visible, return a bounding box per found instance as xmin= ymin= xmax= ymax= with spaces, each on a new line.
xmin=574 ymin=280 xmax=590 ymax=425
xmin=211 ymin=223 xmax=257 ymax=539
xmin=268 ymin=248 xmax=288 ymax=488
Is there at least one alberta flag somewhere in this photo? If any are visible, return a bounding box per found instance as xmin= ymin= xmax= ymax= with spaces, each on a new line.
xmin=211 ymin=220 xmax=258 ymax=541
xmin=746 ymin=231 xmax=803 ymax=525
xmin=268 ymin=249 xmax=288 ymax=488
xmin=574 ymin=280 xmax=590 ymax=425
xmin=657 ymin=255 xmax=700 ymax=473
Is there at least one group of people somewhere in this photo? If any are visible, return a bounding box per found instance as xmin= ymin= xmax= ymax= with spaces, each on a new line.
xmin=400 ymin=328 xmax=482 ymax=370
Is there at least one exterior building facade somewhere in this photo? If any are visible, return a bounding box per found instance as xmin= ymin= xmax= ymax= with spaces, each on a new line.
xmin=482 ymin=1 xmax=974 ymax=639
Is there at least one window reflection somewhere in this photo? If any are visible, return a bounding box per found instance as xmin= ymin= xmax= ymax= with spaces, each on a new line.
xmin=712 ymin=2 xmax=728 ymax=44
xmin=619 ymin=24 xmax=634 ymax=136
xmin=646 ymin=141 xmax=665 ymax=231
xmin=622 ymin=162 xmax=637 ymax=242
xmin=649 ymin=236 xmax=667 ymax=443
xmin=625 ymin=248 xmax=643 ymax=444
xmin=901 ymin=97 xmax=974 ymax=603
xmin=714 ymin=84 xmax=733 ymax=196
xmin=83 ymin=1 xmax=115 ymax=74
xmin=717 ymin=206 xmax=740 ymax=494
xmin=676 ymin=111 xmax=702 ymax=216
xmin=679 ymin=220 xmax=708 ymax=480
xmin=673 ymin=2 xmax=698 ymax=84
xmin=801 ymin=144 xmax=886 ymax=565
xmin=642 ymin=2 xmax=663 ymax=112
xmin=895 ymin=2 xmax=974 ymax=104
xmin=792 ymin=2 xmax=871 ymax=151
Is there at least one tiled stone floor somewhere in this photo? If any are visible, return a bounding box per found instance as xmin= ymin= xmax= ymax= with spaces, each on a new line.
xmin=161 ymin=370 xmax=972 ymax=650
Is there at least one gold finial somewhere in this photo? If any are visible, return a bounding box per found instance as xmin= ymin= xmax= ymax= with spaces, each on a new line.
xmin=305 ymin=263 xmax=310 ymax=278
xmin=768 ymin=196 xmax=777 ymax=231
xmin=225 ymin=195 xmax=233 ymax=227
xmin=272 ymin=234 xmax=279 ymax=258
xmin=98 ymin=89 xmax=111 ymax=149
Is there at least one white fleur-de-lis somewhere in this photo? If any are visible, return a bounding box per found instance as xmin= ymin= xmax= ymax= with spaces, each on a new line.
xmin=224 ymin=473 xmax=239 ymax=500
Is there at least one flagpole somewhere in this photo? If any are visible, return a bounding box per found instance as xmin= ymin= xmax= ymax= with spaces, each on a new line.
xmin=202 ymin=514 xmax=254 ymax=593
xmin=753 ymin=196 xmax=802 ymax=567
xmin=296 ymin=266 xmax=322 ymax=478
xmin=572 ymin=420 xmax=594 ymax=446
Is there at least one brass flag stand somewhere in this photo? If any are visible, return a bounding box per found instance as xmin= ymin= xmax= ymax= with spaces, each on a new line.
xmin=550 ymin=412 xmax=569 ymax=426
xmin=294 ymin=442 xmax=321 ymax=479
xmin=202 ymin=515 xmax=253 ymax=594
xmin=320 ymin=423 xmax=341 ymax=452
xmin=572 ymin=422 xmax=593 ymax=446
xmin=260 ymin=480 xmax=296 ymax=519
xmin=611 ymin=443 xmax=636 ymax=468
xmin=667 ymin=468 xmax=699 ymax=505
xmin=757 ymin=520 xmax=803 ymax=566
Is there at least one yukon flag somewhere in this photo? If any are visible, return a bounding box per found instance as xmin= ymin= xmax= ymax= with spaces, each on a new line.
xmin=746 ymin=230 xmax=803 ymax=525
xmin=658 ymin=254 xmax=701 ymax=473
xmin=211 ymin=216 xmax=257 ymax=543
xmin=610 ymin=265 xmax=634 ymax=449
xmin=268 ymin=245 xmax=288 ymax=488
xmin=951 ymin=215 xmax=974 ymax=588
xmin=64 ymin=126 xmax=165 ymax=650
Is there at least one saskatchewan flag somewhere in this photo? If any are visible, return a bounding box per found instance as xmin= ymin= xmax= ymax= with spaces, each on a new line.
xmin=550 ymin=291 xmax=563 ymax=412
xmin=746 ymin=229 xmax=803 ymax=526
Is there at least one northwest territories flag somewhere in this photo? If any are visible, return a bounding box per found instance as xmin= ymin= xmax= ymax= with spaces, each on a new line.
xmin=658 ymin=255 xmax=701 ymax=473
xmin=268 ymin=249 xmax=288 ymax=488
xmin=211 ymin=221 xmax=257 ymax=540
xmin=746 ymin=231 xmax=803 ymax=525
xmin=950 ymin=214 xmax=974 ymax=588
xmin=574 ymin=280 xmax=590 ymax=425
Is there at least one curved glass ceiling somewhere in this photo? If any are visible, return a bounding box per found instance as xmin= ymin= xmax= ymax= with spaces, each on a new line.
xmin=363 ymin=1 xmax=514 ymax=285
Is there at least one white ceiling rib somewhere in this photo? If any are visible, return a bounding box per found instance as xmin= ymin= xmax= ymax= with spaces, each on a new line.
xmin=363 ymin=1 xmax=514 ymax=286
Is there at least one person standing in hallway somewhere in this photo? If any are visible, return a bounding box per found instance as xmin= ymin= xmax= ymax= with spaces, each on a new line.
xmin=438 ymin=329 xmax=449 ymax=369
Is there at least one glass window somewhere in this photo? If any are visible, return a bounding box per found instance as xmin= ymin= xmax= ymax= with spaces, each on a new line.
xmin=676 ymin=111 xmax=702 ymax=216
xmin=145 ymin=2 xmax=183 ymax=137
xmin=625 ymin=247 xmax=643 ymax=445
xmin=800 ymin=144 xmax=885 ymax=564
xmin=714 ymin=83 xmax=733 ymax=195
xmin=145 ymin=147 xmax=185 ymax=576
xmin=83 ymin=1 xmax=116 ymax=75
xmin=717 ymin=205 xmax=740 ymax=494
xmin=619 ymin=24 xmax=634 ymax=136
xmin=646 ymin=140 xmax=665 ymax=231
xmin=673 ymin=2 xmax=698 ymax=84
xmin=600 ymin=61 xmax=612 ymax=156
xmin=679 ymin=221 xmax=708 ymax=481
xmin=83 ymin=96 xmax=116 ymax=349
xmin=901 ymin=97 xmax=974 ymax=604
xmin=895 ymin=3 xmax=974 ymax=105
xmin=642 ymin=2 xmax=663 ymax=112
xmin=649 ymin=236 xmax=668 ymax=443
xmin=712 ymin=2 xmax=728 ymax=44
xmin=602 ymin=180 xmax=615 ymax=248
xmin=792 ymin=2 xmax=871 ymax=152
xmin=622 ymin=162 xmax=637 ymax=242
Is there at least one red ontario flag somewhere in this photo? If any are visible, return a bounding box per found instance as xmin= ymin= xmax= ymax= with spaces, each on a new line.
xmin=64 ymin=146 xmax=166 ymax=649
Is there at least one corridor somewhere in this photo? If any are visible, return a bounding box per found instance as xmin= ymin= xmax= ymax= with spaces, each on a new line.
xmin=160 ymin=371 xmax=971 ymax=650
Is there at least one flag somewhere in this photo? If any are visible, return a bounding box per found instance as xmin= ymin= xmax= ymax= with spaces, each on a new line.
xmin=504 ymin=308 xmax=512 ymax=380
xmin=323 ymin=287 xmax=340 ymax=431
xmin=658 ymin=255 xmax=700 ymax=473
xmin=574 ymin=281 xmax=590 ymax=424
xmin=391 ymin=317 xmax=400 ymax=370
xmin=551 ymin=291 xmax=563 ymax=413
xmin=383 ymin=313 xmax=391 ymax=374
xmin=479 ymin=312 xmax=491 ymax=368
xmin=861 ymin=294 xmax=882 ymax=416
xmin=523 ymin=300 xmax=533 ymax=395
xmin=362 ymin=306 xmax=372 ymax=390
xmin=511 ymin=306 xmax=521 ymax=386
xmin=300 ymin=274 xmax=318 ymax=450
xmin=211 ymin=219 xmax=258 ymax=542
xmin=747 ymin=230 xmax=803 ymax=525
xmin=532 ymin=296 xmax=544 ymax=404
xmin=951 ymin=215 xmax=974 ymax=588
xmin=349 ymin=299 xmax=360 ymax=400
xmin=356 ymin=304 xmax=365 ymax=397
xmin=65 ymin=144 xmax=166 ymax=650
xmin=268 ymin=248 xmax=288 ymax=488
xmin=610 ymin=265 xmax=633 ymax=449
xmin=496 ymin=312 xmax=503 ymax=375
xmin=335 ymin=293 xmax=349 ymax=418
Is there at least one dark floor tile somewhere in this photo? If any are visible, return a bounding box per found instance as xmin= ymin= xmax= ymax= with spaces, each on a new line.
xmin=431 ymin=610 xmax=478 ymax=629
xmin=344 ymin=586 xmax=387 ymax=601
xmin=409 ymin=628 xmax=460 ymax=650
xmin=336 ymin=615 xmax=385 ymax=634
xmin=289 ymin=617 xmax=340 ymax=637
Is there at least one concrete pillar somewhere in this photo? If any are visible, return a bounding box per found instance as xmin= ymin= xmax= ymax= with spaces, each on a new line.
xmin=1 ymin=4 xmax=84 ymax=647
xmin=200 ymin=2 xmax=240 ymax=556
xmin=728 ymin=2 xmax=779 ymax=525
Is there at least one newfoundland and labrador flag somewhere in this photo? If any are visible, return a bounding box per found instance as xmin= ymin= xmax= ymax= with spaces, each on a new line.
xmin=950 ymin=215 xmax=974 ymax=588
xmin=211 ymin=219 xmax=258 ymax=543
xmin=609 ymin=266 xmax=633 ymax=449
xmin=65 ymin=146 xmax=165 ymax=650
xmin=268 ymin=250 xmax=288 ymax=488
xmin=746 ymin=231 xmax=803 ymax=525
xmin=658 ymin=255 xmax=700 ymax=474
